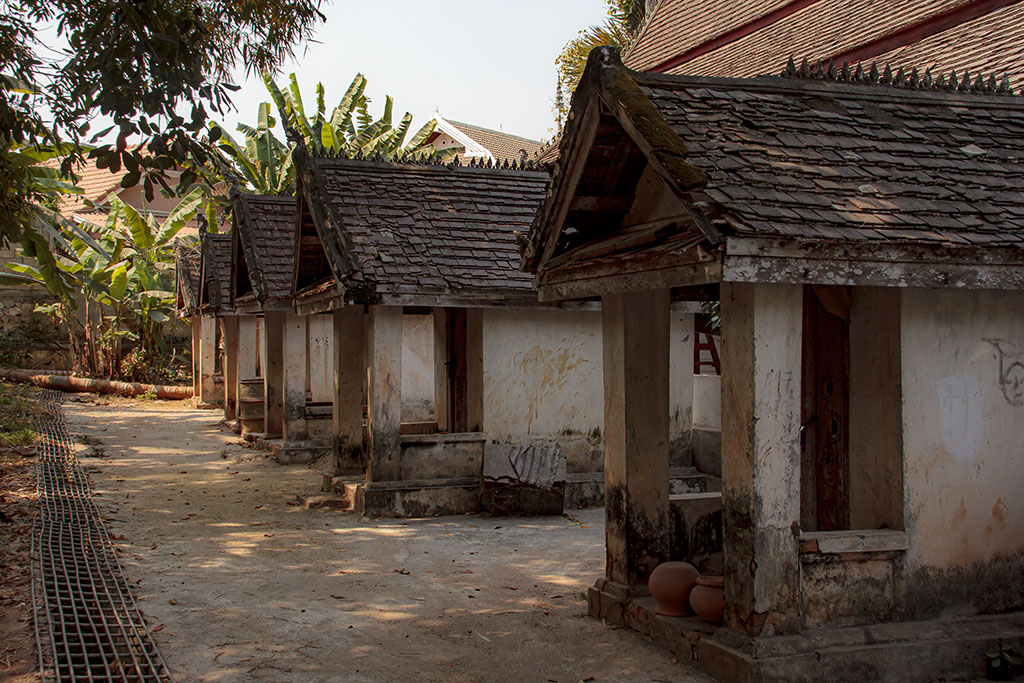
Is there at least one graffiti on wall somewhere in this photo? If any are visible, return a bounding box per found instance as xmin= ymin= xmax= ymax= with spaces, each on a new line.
xmin=984 ymin=338 xmax=1024 ymax=407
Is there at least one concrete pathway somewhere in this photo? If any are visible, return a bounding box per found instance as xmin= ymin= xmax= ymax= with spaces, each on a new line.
xmin=65 ymin=396 xmax=711 ymax=682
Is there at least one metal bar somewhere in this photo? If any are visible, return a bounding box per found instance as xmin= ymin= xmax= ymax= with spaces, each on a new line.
xmin=31 ymin=392 xmax=173 ymax=682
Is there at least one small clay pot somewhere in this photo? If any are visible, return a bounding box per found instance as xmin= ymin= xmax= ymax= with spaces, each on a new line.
xmin=689 ymin=575 xmax=724 ymax=624
xmin=649 ymin=561 xmax=699 ymax=617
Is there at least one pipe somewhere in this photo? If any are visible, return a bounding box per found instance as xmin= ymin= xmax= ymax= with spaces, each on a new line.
xmin=0 ymin=368 xmax=193 ymax=400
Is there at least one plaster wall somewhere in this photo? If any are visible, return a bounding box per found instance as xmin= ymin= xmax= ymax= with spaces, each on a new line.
xmin=481 ymin=308 xmax=698 ymax=473
xmin=481 ymin=308 xmax=604 ymax=473
xmin=900 ymin=287 xmax=1024 ymax=616
xmin=693 ymin=374 xmax=721 ymax=430
xmin=402 ymin=314 xmax=435 ymax=422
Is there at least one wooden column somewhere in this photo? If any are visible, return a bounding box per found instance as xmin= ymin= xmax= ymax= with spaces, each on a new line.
xmin=669 ymin=310 xmax=696 ymax=466
xmin=432 ymin=308 xmax=450 ymax=432
xmin=720 ymin=281 xmax=803 ymax=636
xmin=263 ymin=310 xmax=286 ymax=437
xmin=197 ymin=314 xmax=218 ymax=404
xmin=237 ymin=316 xmax=259 ymax=380
xmin=333 ymin=306 xmax=365 ymax=470
xmin=221 ymin=316 xmax=239 ymax=420
xmin=366 ymin=305 xmax=402 ymax=482
xmin=465 ymin=309 xmax=484 ymax=432
xmin=601 ymin=289 xmax=671 ymax=589
xmin=282 ymin=311 xmax=308 ymax=442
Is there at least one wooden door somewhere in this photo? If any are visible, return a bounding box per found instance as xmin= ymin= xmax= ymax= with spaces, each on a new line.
xmin=802 ymin=286 xmax=851 ymax=531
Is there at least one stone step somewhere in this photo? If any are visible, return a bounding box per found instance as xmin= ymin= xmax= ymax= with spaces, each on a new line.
xmin=294 ymin=493 xmax=353 ymax=511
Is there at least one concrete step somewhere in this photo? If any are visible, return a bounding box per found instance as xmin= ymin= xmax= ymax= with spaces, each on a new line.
xmin=294 ymin=493 xmax=353 ymax=511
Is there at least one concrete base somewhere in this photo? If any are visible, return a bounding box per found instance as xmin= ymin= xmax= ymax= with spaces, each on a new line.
xmin=589 ymin=578 xmax=1024 ymax=682
xmin=270 ymin=440 xmax=331 ymax=465
xmin=482 ymin=481 xmax=564 ymax=516
xmin=564 ymin=468 xmax=716 ymax=510
xmin=194 ymin=401 xmax=222 ymax=410
xmin=354 ymin=478 xmax=481 ymax=517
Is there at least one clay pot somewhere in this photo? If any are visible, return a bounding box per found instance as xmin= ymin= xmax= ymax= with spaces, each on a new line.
xmin=689 ymin=576 xmax=724 ymax=624
xmin=649 ymin=561 xmax=699 ymax=617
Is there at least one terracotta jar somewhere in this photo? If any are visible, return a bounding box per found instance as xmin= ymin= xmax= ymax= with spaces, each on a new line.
xmin=649 ymin=561 xmax=700 ymax=617
xmin=689 ymin=575 xmax=724 ymax=624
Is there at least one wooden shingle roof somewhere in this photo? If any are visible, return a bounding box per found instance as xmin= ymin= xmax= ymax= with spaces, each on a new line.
xmin=199 ymin=232 xmax=233 ymax=313
xmin=525 ymin=48 xmax=1024 ymax=296
xmin=174 ymin=242 xmax=201 ymax=317
xmin=230 ymin=191 xmax=296 ymax=305
xmin=293 ymin=147 xmax=550 ymax=307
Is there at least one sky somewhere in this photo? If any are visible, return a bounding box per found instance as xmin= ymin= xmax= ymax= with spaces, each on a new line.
xmin=219 ymin=0 xmax=611 ymax=144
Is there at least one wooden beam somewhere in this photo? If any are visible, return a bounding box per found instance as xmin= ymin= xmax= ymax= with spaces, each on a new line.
xmin=723 ymin=238 xmax=1024 ymax=290
xmin=538 ymin=257 xmax=722 ymax=302
xmin=544 ymin=213 xmax=695 ymax=270
xmin=537 ymin=101 xmax=601 ymax=269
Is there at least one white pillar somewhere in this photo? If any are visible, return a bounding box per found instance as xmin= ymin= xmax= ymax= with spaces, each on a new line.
xmin=221 ymin=316 xmax=239 ymax=420
xmin=720 ymin=281 xmax=803 ymax=636
xmin=282 ymin=311 xmax=308 ymax=442
xmin=237 ymin=316 xmax=259 ymax=380
xmin=198 ymin=314 xmax=218 ymax=404
xmin=308 ymin=314 xmax=333 ymax=403
xmin=669 ymin=310 xmax=696 ymax=466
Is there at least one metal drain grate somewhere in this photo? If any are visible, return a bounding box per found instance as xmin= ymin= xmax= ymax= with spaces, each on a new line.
xmin=32 ymin=390 xmax=172 ymax=681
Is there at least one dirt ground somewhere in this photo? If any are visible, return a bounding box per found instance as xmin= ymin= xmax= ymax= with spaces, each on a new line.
xmin=0 ymin=446 xmax=39 ymax=682
xmin=58 ymin=396 xmax=711 ymax=683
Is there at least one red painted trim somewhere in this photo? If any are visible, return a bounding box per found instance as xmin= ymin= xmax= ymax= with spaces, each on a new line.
xmin=829 ymin=0 xmax=1022 ymax=65
xmin=650 ymin=0 xmax=827 ymax=73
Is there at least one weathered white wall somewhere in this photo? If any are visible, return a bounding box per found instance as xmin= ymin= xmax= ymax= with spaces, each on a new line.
xmin=693 ymin=374 xmax=721 ymax=430
xmin=402 ymin=314 xmax=435 ymax=422
xmin=481 ymin=307 xmax=698 ymax=472
xmin=482 ymin=308 xmax=604 ymax=472
xmin=901 ymin=288 xmax=1024 ymax=575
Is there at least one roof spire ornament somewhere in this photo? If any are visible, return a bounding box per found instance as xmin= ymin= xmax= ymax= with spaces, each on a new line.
xmin=785 ymin=55 xmax=798 ymax=76
xmin=869 ymin=62 xmax=879 ymax=82
xmin=881 ymin=64 xmax=893 ymax=85
xmin=840 ymin=61 xmax=851 ymax=81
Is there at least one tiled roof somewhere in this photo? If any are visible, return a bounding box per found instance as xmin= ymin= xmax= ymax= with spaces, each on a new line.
xmin=868 ymin=2 xmax=1024 ymax=91
xmin=448 ymin=121 xmax=544 ymax=163
xmin=231 ymin=192 xmax=296 ymax=303
xmin=40 ymin=156 xmax=128 ymax=224
xmin=624 ymin=0 xmax=794 ymax=72
xmin=174 ymin=242 xmax=201 ymax=317
xmin=200 ymin=232 xmax=233 ymax=313
xmin=640 ymin=70 xmax=1024 ymax=246
xmin=302 ymin=154 xmax=549 ymax=303
xmin=623 ymin=0 xmax=1024 ymax=84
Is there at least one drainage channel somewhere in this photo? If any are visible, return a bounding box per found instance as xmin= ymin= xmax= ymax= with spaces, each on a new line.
xmin=32 ymin=390 xmax=172 ymax=682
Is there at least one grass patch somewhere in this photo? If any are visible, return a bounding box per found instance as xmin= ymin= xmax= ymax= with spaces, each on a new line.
xmin=0 ymin=382 xmax=44 ymax=448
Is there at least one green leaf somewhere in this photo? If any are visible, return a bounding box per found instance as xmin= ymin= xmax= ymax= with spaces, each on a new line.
xmin=109 ymin=264 xmax=129 ymax=300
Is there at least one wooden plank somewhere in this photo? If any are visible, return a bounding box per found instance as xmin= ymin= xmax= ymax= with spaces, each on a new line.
xmin=543 ymin=213 xmax=695 ymax=270
xmin=536 ymin=101 xmax=601 ymax=269
xmin=538 ymin=259 xmax=722 ymax=301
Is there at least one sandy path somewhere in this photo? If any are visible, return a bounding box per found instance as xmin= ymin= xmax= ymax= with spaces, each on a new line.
xmin=64 ymin=397 xmax=709 ymax=683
